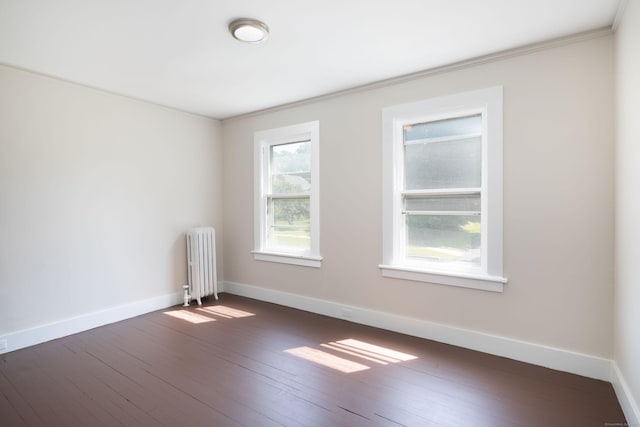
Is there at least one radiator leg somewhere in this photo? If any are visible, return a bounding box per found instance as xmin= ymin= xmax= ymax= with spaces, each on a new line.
xmin=197 ymin=297 xmax=202 ymax=306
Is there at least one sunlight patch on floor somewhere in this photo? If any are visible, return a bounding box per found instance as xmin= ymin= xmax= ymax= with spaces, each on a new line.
xmin=320 ymin=343 xmax=388 ymax=365
xmin=335 ymin=339 xmax=417 ymax=362
xmin=163 ymin=310 xmax=215 ymax=324
xmin=197 ymin=305 xmax=255 ymax=318
xmin=285 ymin=338 xmax=417 ymax=373
xmin=285 ymin=346 xmax=370 ymax=373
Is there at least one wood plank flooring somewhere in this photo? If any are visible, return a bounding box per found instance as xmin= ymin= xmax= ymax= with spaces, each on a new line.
xmin=0 ymin=293 xmax=626 ymax=426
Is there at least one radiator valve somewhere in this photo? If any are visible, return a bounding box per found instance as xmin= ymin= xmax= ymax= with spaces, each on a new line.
xmin=182 ymin=285 xmax=190 ymax=307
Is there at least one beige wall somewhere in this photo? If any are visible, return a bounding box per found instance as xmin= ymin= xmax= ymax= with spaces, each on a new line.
xmin=0 ymin=65 xmax=223 ymax=335
xmin=614 ymin=0 xmax=640 ymax=417
xmin=222 ymin=35 xmax=614 ymax=358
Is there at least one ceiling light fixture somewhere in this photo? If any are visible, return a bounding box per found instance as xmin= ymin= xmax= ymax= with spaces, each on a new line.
xmin=229 ymin=18 xmax=269 ymax=43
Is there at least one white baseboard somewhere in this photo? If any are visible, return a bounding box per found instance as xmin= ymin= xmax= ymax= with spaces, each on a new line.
xmin=612 ymin=362 xmax=640 ymax=426
xmin=0 ymin=291 xmax=183 ymax=355
xmin=222 ymin=281 xmax=611 ymax=381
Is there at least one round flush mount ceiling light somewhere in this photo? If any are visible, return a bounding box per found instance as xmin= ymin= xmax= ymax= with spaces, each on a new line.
xmin=229 ymin=18 xmax=269 ymax=43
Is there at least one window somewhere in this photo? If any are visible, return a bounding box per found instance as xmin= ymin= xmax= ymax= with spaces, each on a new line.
xmin=380 ymin=87 xmax=506 ymax=291
xmin=253 ymin=121 xmax=321 ymax=267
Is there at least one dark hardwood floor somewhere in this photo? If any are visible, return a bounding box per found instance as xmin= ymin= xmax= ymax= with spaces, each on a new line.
xmin=0 ymin=293 xmax=626 ymax=426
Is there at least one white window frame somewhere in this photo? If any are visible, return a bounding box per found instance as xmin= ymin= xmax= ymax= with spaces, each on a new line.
xmin=380 ymin=87 xmax=507 ymax=292
xmin=253 ymin=121 xmax=322 ymax=268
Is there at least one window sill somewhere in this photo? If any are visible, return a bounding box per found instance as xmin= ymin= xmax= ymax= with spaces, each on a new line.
xmin=379 ymin=264 xmax=507 ymax=292
xmin=252 ymin=251 xmax=323 ymax=268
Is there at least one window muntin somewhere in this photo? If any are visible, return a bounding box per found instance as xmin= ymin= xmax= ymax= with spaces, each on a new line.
xmin=254 ymin=121 xmax=321 ymax=267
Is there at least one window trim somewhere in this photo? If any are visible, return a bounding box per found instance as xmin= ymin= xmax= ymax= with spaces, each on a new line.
xmin=253 ymin=121 xmax=321 ymax=268
xmin=380 ymin=87 xmax=506 ymax=291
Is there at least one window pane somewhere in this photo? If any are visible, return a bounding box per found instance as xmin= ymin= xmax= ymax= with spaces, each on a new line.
xmin=268 ymin=198 xmax=310 ymax=251
xmin=404 ymin=115 xmax=481 ymax=141
xmin=271 ymin=141 xmax=311 ymax=193
xmin=404 ymin=137 xmax=481 ymax=190
xmin=404 ymin=114 xmax=482 ymax=191
xmin=272 ymin=172 xmax=311 ymax=194
xmin=406 ymin=214 xmax=481 ymax=267
xmin=405 ymin=194 xmax=480 ymax=212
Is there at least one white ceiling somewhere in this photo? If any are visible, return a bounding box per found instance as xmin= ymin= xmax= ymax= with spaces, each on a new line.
xmin=0 ymin=0 xmax=621 ymax=119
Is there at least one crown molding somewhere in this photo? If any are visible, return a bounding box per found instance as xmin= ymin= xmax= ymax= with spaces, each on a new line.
xmin=224 ymin=27 xmax=612 ymax=123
